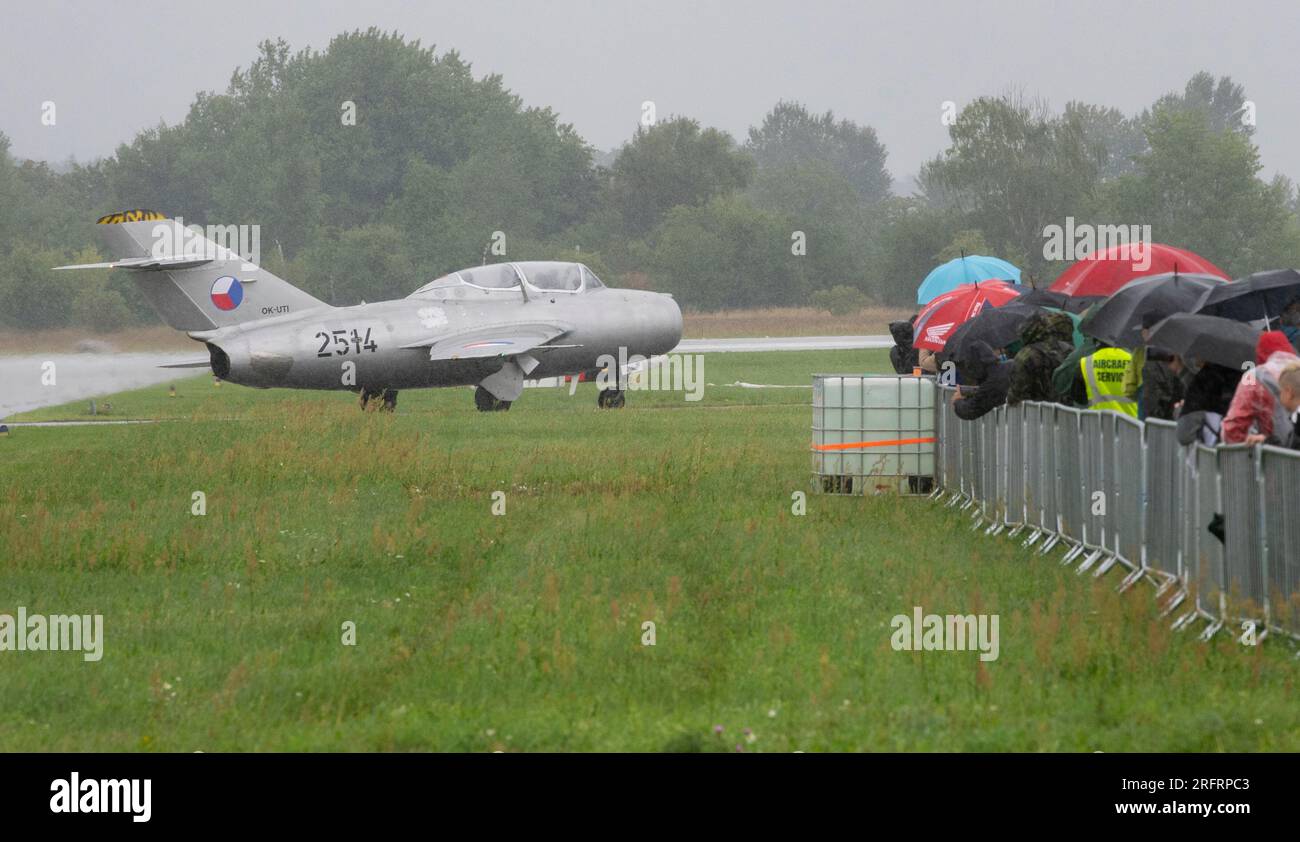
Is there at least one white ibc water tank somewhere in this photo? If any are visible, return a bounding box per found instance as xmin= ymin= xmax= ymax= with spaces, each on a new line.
xmin=812 ymin=374 xmax=937 ymax=495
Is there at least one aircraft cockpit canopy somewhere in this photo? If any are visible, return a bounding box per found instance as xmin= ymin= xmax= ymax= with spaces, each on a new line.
xmin=409 ymin=261 xmax=606 ymax=300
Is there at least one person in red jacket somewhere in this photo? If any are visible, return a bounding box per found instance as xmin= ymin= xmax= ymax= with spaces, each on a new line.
xmin=1221 ymin=331 xmax=1299 ymax=445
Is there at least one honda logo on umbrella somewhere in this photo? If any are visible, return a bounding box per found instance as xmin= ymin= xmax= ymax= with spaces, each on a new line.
xmin=925 ymin=322 xmax=955 ymax=344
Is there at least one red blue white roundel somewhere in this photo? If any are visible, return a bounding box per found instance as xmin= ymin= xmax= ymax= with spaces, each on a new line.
xmin=210 ymin=276 xmax=244 ymax=311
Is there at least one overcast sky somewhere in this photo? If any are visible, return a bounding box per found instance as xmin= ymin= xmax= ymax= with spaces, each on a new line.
xmin=4 ymin=0 xmax=1298 ymax=187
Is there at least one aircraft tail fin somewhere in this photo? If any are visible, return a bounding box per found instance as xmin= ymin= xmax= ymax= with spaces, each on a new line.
xmin=55 ymin=210 xmax=328 ymax=332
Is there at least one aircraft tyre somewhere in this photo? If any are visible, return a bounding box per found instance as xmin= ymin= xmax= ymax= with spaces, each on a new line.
xmin=597 ymin=388 xmax=625 ymax=409
xmin=475 ymin=386 xmax=512 ymax=412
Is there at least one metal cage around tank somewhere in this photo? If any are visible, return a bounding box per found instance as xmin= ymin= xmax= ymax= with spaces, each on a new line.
xmin=812 ymin=375 xmax=937 ymax=496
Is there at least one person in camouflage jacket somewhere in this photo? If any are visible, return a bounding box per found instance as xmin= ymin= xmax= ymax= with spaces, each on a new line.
xmin=1007 ymin=311 xmax=1076 ymax=406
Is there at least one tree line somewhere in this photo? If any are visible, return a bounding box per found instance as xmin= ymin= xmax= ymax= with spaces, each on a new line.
xmin=1 ymin=28 xmax=1297 ymax=331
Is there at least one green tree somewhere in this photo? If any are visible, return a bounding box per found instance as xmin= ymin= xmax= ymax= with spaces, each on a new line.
xmin=934 ymin=229 xmax=992 ymax=263
xmin=1064 ymin=101 xmax=1145 ymax=180
xmin=748 ymin=159 xmax=875 ymax=297
xmin=88 ymin=30 xmax=597 ymax=268
xmin=645 ymin=195 xmax=809 ymax=310
xmin=1143 ymin=71 xmax=1253 ymax=137
xmin=746 ymin=101 xmax=891 ymax=203
xmin=919 ymin=94 xmax=1101 ymax=276
xmin=606 ymin=117 xmax=754 ymax=237
xmin=868 ymin=199 xmax=967 ymax=306
xmin=300 ymin=223 xmax=416 ymax=305
xmin=1105 ymin=105 xmax=1294 ymax=277
xmin=0 ymin=245 xmax=86 ymax=329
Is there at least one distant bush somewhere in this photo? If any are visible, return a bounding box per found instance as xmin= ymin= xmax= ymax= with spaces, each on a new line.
xmin=72 ymin=285 xmax=134 ymax=333
xmin=810 ymin=285 xmax=870 ymax=315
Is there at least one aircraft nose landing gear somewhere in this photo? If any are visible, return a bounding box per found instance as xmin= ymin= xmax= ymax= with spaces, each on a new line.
xmin=597 ymin=388 xmax=625 ymax=409
xmin=474 ymin=386 xmax=512 ymax=412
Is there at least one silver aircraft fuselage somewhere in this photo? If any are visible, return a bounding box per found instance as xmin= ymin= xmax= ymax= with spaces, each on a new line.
xmin=197 ymin=273 xmax=683 ymax=394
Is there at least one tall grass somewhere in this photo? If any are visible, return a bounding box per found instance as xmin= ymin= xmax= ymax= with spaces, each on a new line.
xmin=0 ymin=349 xmax=1295 ymax=751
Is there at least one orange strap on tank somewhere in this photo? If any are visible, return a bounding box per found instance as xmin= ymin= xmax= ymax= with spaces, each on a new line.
xmin=811 ymin=437 xmax=936 ymax=451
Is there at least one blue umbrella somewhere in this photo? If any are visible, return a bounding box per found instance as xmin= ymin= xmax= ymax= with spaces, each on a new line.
xmin=917 ymin=255 xmax=1022 ymax=305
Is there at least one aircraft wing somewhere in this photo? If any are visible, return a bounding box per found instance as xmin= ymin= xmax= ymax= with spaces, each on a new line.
xmin=403 ymin=323 xmax=575 ymax=361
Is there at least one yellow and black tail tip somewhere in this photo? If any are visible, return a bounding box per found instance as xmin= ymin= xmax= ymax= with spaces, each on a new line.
xmin=96 ymin=209 xmax=167 ymax=225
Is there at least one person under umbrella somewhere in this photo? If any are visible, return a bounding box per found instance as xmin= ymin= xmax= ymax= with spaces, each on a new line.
xmin=940 ymin=302 xmax=1043 ymax=373
xmin=1078 ymin=342 xmax=1138 ymax=416
xmin=1194 ymin=271 xmax=1300 ymax=441
xmin=1179 ymin=362 xmax=1244 ymax=445
xmin=1222 ymin=331 xmax=1300 ymax=446
xmin=912 ymin=279 xmax=1024 ymax=373
xmin=1146 ymin=313 xmax=1259 ymax=443
xmin=888 ymin=316 xmax=920 ymax=375
xmin=1122 ymin=310 xmax=1177 ymax=419
xmin=1079 ymin=272 xmax=1226 ymax=417
xmin=1280 ymin=297 xmax=1300 ymax=350
xmin=1052 ymin=300 xmax=1106 ymax=407
xmin=1141 ymin=346 xmax=1189 ymax=421
xmin=1274 ymin=365 xmax=1300 ymax=449
xmin=1007 ymin=311 xmax=1075 ymax=406
xmin=952 ymin=340 xmax=1013 ymax=421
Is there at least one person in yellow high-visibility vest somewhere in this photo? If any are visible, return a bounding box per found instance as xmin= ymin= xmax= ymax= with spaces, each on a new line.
xmin=1080 ymin=346 xmax=1138 ymax=416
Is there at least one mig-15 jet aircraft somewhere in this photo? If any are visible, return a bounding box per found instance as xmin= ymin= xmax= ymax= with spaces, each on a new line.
xmin=57 ymin=211 xmax=682 ymax=411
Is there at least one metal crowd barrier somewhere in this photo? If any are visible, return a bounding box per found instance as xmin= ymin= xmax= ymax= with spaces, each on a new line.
xmin=1260 ymin=446 xmax=1300 ymax=633
xmin=932 ymin=385 xmax=1300 ymax=642
xmin=1005 ymin=403 xmax=1026 ymax=532
xmin=1143 ymin=419 xmax=1181 ymax=584
xmin=1191 ymin=445 xmax=1226 ymax=630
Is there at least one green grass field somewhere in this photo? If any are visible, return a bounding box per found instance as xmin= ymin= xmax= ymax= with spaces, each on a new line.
xmin=2 ymin=349 xmax=1296 ymax=751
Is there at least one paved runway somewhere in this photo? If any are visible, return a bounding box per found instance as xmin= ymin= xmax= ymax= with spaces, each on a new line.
xmin=0 ymin=336 xmax=890 ymax=419
xmin=675 ymin=335 xmax=891 ymax=353
xmin=0 ymin=353 xmax=201 ymax=419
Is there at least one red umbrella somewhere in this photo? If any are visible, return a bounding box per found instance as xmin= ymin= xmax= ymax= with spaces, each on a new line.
xmin=1049 ymin=243 xmax=1228 ymax=297
xmin=913 ymin=280 xmax=1023 ymax=351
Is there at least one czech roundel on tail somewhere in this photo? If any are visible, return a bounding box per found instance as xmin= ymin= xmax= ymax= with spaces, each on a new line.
xmin=55 ymin=211 xmax=682 ymax=412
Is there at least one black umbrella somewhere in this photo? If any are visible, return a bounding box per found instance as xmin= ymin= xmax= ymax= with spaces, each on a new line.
xmin=1017 ymin=288 xmax=1103 ymax=314
xmin=941 ymin=302 xmax=1045 ymax=367
xmin=1079 ymin=272 xmax=1227 ymax=348
xmin=1146 ymin=313 xmax=1260 ymax=370
xmin=1196 ymin=268 xmax=1300 ymax=324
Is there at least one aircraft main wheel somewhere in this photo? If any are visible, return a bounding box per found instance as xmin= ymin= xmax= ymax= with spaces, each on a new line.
xmin=597 ymin=388 xmax=625 ymax=409
xmin=474 ymin=386 xmax=512 ymax=412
